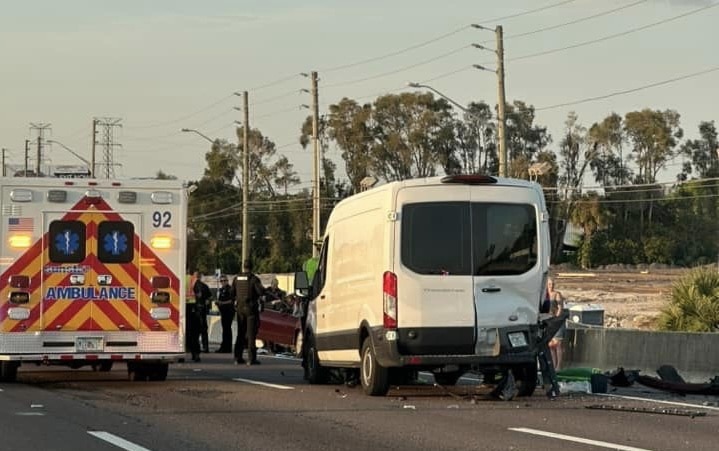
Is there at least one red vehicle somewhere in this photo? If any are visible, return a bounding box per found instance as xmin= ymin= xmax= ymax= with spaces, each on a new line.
xmin=257 ymin=300 xmax=302 ymax=355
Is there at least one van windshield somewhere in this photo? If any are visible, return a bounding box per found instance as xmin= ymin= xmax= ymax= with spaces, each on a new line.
xmin=401 ymin=202 xmax=537 ymax=276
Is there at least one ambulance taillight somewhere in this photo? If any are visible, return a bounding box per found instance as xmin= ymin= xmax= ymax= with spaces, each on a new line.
xmin=151 ymin=276 xmax=171 ymax=303
xmin=8 ymin=275 xmax=30 ymax=305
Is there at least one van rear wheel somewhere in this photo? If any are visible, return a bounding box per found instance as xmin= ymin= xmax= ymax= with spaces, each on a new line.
xmin=361 ymin=338 xmax=389 ymax=396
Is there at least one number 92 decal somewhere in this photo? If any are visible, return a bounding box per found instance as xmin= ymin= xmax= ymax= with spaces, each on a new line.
xmin=152 ymin=211 xmax=172 ymax=228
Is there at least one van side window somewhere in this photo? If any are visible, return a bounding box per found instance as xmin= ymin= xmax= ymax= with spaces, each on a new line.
xmin=401 ymin=202 xmax=537 ymax=276
xmin=312 ymin=237 xmax=329 ymax=295
xmin=49 ymin=220 xmax=86 ymax=263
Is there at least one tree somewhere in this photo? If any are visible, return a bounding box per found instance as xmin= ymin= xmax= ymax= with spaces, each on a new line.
xmin=588 ymin=113 xmax=631 ymax=186
xmin=505 ymin=100 xmax=551 ymax=177
xmin=659 ymin=266 xmax=719 ymax=332
xmin=155 ymin=170 xmax=177 ymax=180
xmin=624 ymin=109 xmax=683 ymax=184
xmin=454 ymin=101 xmax=497 ymax=175
xmin=678 ymin=121 xmax=719 ymax=180
xmin=204 ymin=139 xmax=239 ymax=184
xmin=369 ymin=92 xmax=456 ymax=181
xmin=550 ymin=112 xmax=597 ymax=261
xmin=326 ymin=98 xmax=374 ymax=193
xmin=273 ymin=155 xmax=300 ymax=196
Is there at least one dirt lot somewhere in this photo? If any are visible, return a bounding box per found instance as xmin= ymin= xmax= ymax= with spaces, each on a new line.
xmin=551 ymin=265 xmax=688 ymax=330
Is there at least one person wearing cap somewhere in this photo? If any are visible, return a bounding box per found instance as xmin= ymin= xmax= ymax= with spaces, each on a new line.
xmin=214 ymin=275 xmax=235 ymax=353
xmin=231 ymin=259 xmax=265 ymax=365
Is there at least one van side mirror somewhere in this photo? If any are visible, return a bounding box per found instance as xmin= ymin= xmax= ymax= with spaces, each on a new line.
xmin=294 ymin=271 xmax=310 ymax=297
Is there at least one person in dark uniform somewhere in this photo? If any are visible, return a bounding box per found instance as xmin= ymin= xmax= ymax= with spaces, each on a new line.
xmin=186 ymin=272 xmax=201 ymax=362
xmin=231 ymin=260 xmax=265 ymax=365
xmin=214 ymin=275 xmax=235 ymax=353
xmin=193 ymin=271 xmax=213 ymax=353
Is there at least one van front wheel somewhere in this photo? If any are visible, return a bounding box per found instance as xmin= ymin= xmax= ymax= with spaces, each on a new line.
xmin=305 ymin=334 xmax=329 ymax=384
xmin=361 ymin=338 xmax=389 ymax=396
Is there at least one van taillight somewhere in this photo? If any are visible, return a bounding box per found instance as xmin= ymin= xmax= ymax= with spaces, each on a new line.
xmin=383 ymin=271 xmax=397 ymax=329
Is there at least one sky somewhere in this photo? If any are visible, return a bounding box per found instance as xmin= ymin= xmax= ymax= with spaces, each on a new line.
xmin=0 ymin=0 xmax=717 ymax=188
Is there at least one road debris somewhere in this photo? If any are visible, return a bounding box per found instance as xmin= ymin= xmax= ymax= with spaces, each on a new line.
xmin=586 ymin=404 xmax=707 ymax=418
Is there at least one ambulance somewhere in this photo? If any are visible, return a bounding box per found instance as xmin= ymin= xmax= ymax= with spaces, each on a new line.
xmin=0 ymin=177 xmax=189 ymax=382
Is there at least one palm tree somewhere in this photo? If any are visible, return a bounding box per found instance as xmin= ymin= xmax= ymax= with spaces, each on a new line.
xmin=658 ymin=267 xmax=719 ymax=332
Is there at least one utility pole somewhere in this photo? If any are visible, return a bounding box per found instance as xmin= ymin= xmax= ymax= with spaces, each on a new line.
xmin=242 ymin=91 xmax=250 ymax=265
xmin=91 ymin=119 xmax=97 ymax=178
xmin=1 ymin=148 xmax=6 ymax=177
xmin=24 ymin=139 xmax=29 ymax=177
xmin=29 ymin=122 xmax=51 ymax=177
xmin=94 ymin=117 xmax=122 ymax=178
xmin=311 ymin=71 xmax=321 ymax=258
xmin=495 ymin=25 xmax=508 ymax=178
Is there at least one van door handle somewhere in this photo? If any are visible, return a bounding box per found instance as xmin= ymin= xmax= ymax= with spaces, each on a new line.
xmin=320 ymin=294 xmax=325 ymax=299
xmin=481 ymin=287 xmax=501 ymax=293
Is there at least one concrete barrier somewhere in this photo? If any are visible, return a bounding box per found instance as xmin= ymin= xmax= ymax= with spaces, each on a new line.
xmin=564 ymin=326 xmax=719 ymax=383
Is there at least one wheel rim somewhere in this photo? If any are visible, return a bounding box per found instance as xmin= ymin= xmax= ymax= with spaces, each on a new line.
xmin=362 ymin=346 xmax=373 ymax=384
xmin=295 ymin=330 xmax=303 ymax=354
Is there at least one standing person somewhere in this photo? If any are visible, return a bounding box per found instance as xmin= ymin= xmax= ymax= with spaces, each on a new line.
xmin=232 ymin=260 xmax=265 ymax=365
xmin=185 ymin=271 xmax=201 ymax=362
xmin=193 ymin=271 xmax=213 ymax=354
xmin=547 ymin=277 xmax=565 ymax=370
xmin=214 ymin=275 xmax=235 ymax=353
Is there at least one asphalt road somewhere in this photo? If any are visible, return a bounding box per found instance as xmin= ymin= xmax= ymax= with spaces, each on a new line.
xmin=1 ymin=353 xmax=717 ymax=451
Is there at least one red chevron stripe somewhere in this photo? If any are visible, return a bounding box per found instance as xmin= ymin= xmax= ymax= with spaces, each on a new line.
xmin=78 ymin=317 xmax=95 ymax=331
xmin=43 ymin=300 xmax=86 ymax=331
xmin=93 ymin=300 xmax=138 ymax=330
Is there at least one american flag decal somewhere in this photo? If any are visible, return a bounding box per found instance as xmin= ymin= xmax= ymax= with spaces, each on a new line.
xmin=8 ymin=217 xmax=33 ymax=232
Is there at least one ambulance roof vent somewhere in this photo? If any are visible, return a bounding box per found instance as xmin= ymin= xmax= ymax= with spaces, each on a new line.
xmin=118 ymin=191 xmax=138 ymax=204
xmin=47 ymin=190 xmax=67 ymax=203
xmin=151 ymin=191 xmax=173 ymax=204
xmin=10 ymin=189 xmax=33 ymax=202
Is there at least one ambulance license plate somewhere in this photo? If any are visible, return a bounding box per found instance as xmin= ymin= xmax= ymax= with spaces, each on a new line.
xmin=76 ymin=337 xmax=104 ymax=352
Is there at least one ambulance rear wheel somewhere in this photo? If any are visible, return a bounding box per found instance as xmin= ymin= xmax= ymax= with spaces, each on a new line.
xmin=361 ymin=338 xmax=389 ymax=396
xmin=148 ymin=363 xmax=169 ymax=381
xmin=0 ymin=361 xmax=19 ymax=382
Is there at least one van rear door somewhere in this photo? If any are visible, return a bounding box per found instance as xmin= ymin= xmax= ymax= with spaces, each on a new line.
xmin=470 ymin=186 xmax=542 ymax=355
xmin=394 ymin=185 xmax=476 ymax=355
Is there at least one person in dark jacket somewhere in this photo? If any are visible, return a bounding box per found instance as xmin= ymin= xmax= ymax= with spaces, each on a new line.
xmin=231 ymin=260 xmax=265 ymax=365
xmin=214 ymin=275 xmax=235 ymax=353
xmin=193 ymin=271 xmax=213 ymax=353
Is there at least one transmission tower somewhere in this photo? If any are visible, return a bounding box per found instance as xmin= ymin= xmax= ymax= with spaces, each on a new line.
xmin=94 ymin=117 xmax=122 ymax=178
xmin=29 ymin=122 xmax=52 ymax=177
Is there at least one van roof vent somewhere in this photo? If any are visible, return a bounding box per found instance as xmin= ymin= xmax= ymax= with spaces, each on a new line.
xmin=440 ymin=175 xmax=497 ymax=185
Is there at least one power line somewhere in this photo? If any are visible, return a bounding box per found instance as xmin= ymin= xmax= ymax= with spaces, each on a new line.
xmin=497 ymin=0 xmax=648 ymax=43
xmin=324 ymin=46 xmax=470 ymax=89
xmin=126 ymin=94 xmax=234 ymax=130
xmin=536 ymin=65 xmax=719 ymax=111
xmin=501 ymin=1 xmax=719 ymax=64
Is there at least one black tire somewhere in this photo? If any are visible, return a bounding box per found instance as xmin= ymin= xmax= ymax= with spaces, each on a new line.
xmin=0 ymin=361 xmax=19 ymax=382
xmin=293 ymin=329 xmax=303 ymax=358
xmin=148 ymin=363 xmax=169 ymax=381
xmin=434 ymin=371 xmax=463 ymax=386
xmin=514 ymin=363 xmax=538 ymax=397
xmin=360 ymin=338 xmax=389 ymax=396
xmin=305 ymin=334 xmax=329 ymax=384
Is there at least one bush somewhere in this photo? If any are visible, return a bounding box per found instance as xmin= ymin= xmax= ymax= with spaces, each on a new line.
xmin=658 ymin=266 xmax=719 ymax=332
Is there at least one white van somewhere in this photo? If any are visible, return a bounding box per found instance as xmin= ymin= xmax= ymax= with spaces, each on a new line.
xmin=296 ymin=174 xmax=550 ymax=396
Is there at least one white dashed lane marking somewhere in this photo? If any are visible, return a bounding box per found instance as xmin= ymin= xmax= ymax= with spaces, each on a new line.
xmin=88 ymin=431 xmax=153 ymax=451
xmin=232 ymin=377 xmax=295 ymax=390
xmin=510 ymin=427 xmax=653 ymax=451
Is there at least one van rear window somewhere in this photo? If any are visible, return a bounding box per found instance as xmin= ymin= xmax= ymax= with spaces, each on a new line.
xmin=401 ymin=202 xmax=537 ymax=276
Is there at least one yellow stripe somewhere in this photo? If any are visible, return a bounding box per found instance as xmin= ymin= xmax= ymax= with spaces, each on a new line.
xmin=63 ymin=303 xmax=92 ymax=330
